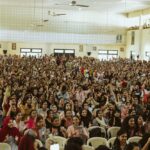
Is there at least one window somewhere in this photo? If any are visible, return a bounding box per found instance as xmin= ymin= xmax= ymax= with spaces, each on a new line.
xmin=54 ymin=49 xmax=75 ymax=57
xmin=98 ymin=50 xmax=118 ymax=61
xmin=20 ymin=48 xmax=42 ymax=58
xmin=65 ymin=50 xmax=74 ymax=53
xmin=21 ymin=49 xmax=31 ymax=52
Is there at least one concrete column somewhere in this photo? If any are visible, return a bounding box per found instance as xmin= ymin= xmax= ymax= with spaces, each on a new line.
xmin=138 ymin=15 xmax=143 ymax=60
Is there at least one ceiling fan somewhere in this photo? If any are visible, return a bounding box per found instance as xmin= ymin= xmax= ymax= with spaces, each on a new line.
xmin=30 ymin=0 xmax=48 ymax=28
xmin=48 ymin=11 xmax=67 ymax=16
xmin=56 ymin=0 xmax=89 ymax=8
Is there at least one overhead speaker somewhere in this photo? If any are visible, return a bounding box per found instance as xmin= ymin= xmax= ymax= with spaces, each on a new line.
xmin=3 ymin=50 xmax=7 ymax=55
xmin=87 ymin=52 xmax=91 ymax=56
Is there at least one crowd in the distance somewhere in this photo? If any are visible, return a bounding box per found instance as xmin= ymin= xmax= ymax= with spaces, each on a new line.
xmin=0 ymin=54 xmax=150 ymax=150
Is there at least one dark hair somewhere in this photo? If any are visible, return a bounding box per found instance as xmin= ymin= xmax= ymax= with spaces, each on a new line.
xmin=36 ymin=115 xmax=43 ymax=124
xmin=38 ymin=147 xmax=48 ymax=150
xmin=47 ymin=109 xmax=52 ymax=117
xmin=122 ymin=115 xmax=135 ymax=130
xmin=113 ymin=128 xmax=127 ymax=150
xmin=125 ymin=142 xmax=139 ymax=150
xmin=64 ymin=102 xmax=72 ymax=111
xmin=96 ymin=110 xmax=102 ymax=117
xmin=139 ymin=133 xmax=150 ymax=148
xmin=41 ymin=100 xmax=48 ymax=105
xmin=95 ymin=145 xmax=110 ymax=150
xmin=117 ymin=128 xmax=127 ymax=137
xmin=65 ymin=137 xmax=83 ymax=150
xmin=51 ymin=114 xmax=59 ymax=123
xmin=30 ymin=109 xmax=37 ymax=116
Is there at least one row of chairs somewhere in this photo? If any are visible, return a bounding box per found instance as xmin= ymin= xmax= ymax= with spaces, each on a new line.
xmin=87 ymin=136 xmax=142 ymax=149
xmin=88 ymin=126 xmax=121 ymax=139
xmin=0 ymin=135 xmax=142 ymax=150
xmin=45 ymin=135 xmax=142 ymax=150
xmin=0 ymin=139 xmax=43 ymax=150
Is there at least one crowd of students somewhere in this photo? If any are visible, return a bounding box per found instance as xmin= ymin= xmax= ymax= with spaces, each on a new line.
xmin=0 ymin=55 xmax=150 ymax=150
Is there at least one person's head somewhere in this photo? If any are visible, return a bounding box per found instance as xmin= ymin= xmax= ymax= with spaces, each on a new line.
xmin=95 ymin=145 xmax=110 ymax=150
xmin=36 ymin=115 xmax=44 ymax=129
xmin=65 ymin=110 xmax=72 ymax=118
xmin=39 ymin=87 xmax=44 ymax=94
xmin=42 ymin=101 xmax=48 ymax=110
xmin=82 ymin=102 xmax=89 ymax=110
xmin=73 ymin=115 xmax=80 ymax=126
xmin=47 ymin=109 xmax=53 ymax=119
xmin=128 ymin=116 xmax=135 ymax=128
xmin=65 ymin=137 xmax=83 ymax=150
xmin=81 ymin=109 xmax=88 ymax=117
xmin=51 ymin=104 xmax=58 ymax=113
xmin=61 ymin=85 xmax=67 ymax=93
xmin=11 ymin=104 xmax=17 ymax=112
xmin=51 ymin=115 xmax=60 ymax=127
xmin=122 ymin=116 xmax=135 ymax=129
xmin=114 ymin=110 xmax=121 ymax=118
xmin=26 ymin=94 xmax=32 ymax=105
xmin=15 ymin=112 xmax=22 ymax=121
xmin=3 ymin=116 xmax=14 ymax=128
xmin=125 ymin=142 xmax=140 ymax=150
xmin=30 ymin=110 xmax=37 ymax=118
xmin=109 ymin=101 xmax=116 ymax=110
xmin=64 ymin=102 xmax=72 ymax=111
xmin=117 ymin=128 xmax=128 ymax=145
xmin=136 ymin=115 xmax=144 ymax=126
xmin=96 ymin=110 xmax=103 ymax=119
xmin=33 ymin=88 xmax=38 ymax=96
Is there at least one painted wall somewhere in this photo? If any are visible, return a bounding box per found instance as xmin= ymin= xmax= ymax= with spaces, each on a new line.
xmin=0 ymin=42 xmax=126 ymax=59
xmin=126 ymin=28 xmax=150 ymax=60
xmin=0 ymin=30 xmax=119 ymax=44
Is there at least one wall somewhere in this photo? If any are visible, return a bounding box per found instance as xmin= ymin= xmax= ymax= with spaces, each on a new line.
xmin=0 ymin=30 xmax=118 ymax=44
xmin=126 ymin=28 xmax=150 ymax=60
xmin=0 ymin=42 xmax=126 ymax=59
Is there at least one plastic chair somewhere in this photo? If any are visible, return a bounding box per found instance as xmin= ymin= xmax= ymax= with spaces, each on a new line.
xmin=107 ymin=137 xmax=116 ymax=148
xmin=107 ymin=127 xmax=120 ymax=138
xmin=46 ymin=135 xmax=67 ymax=150
xmin=127 ymin=136 xmax=142 ymax=144
xmin=0 ymin=143 xmax=11 ymax=150
xmin=82 ymin=145 xmax=94 ymax=150
xmin=36 ymin=139 xmax=43 ymax=147
xmin=87 ymin=137 xmax=108 ymax=149
xmin=88 ymin=126 xmax=106 ymax=137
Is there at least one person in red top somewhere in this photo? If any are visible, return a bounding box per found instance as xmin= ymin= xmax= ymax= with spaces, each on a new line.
xmin=0 ymin=116 xmax=21 ymax=144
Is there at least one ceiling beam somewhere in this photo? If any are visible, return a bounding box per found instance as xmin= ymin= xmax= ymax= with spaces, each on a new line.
xmin=127 ymin=7 xmax=150 ymax=18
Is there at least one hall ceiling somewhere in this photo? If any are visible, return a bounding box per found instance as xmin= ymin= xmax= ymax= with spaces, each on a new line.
xmin=0 ymin=0 xmax=150 ymax=34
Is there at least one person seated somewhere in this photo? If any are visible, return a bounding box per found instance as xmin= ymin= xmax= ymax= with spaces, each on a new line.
xmin=125 ymin=142 xmax=140 ymax=150
xmin=50 ymin=115 xmax=67 ymax=137
xmin=0 ymin=116 xmax=21 ymax=149
xmin=112 ymin=128 xmax=128 ymax=150
xmin=95 ymin=145 xmax=110 ymax=150
xmin=18 ymin=130 xmax=41 ymax=150
xmin=67 ymin=115 xmax=89 ymax=142
xmin=64 ymin=137 xmax=83 ymax=150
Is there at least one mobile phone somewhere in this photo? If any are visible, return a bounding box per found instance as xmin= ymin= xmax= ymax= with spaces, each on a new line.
xmin=50 ymin=144 xmax=59 ymax=150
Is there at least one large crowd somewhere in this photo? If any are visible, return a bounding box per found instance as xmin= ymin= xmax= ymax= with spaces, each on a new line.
xmin=0 ymin=55 xmax=150 ymax=150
